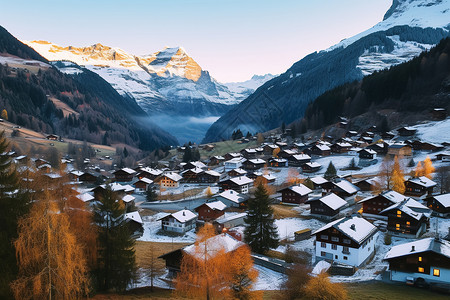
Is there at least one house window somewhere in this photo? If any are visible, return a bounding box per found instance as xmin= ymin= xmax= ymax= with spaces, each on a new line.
xmin=335 ymin=255 xmax=338 ymax=259
xmin=321 ymin=242 xmax=326 ymax=248
xmin=343 ymin=239 xmax=351 ymax=244
xmin=397 ymin=210 xmax=401 ymax=217
xmin=433 ymin=269 xmax=440 ymax=277
xmin=331 ymin=237 xmax=339 ymax=242
xmin=406 ymin=221 xmax=411 ymax=227
xmin=418 ymin=267 xmax=425 ymax=273
xmin=396 ymin=224 xmax=400 ymax=230
xmin=332 ymin=244 xmax=337 ymax=250
xmin=418 ymin=256 xmax=422 ymax=262
xmin=321 ymin=251 xmax=326 ymax=257
xmin=343 ymin=247 xmax=349 ymax=254
xmin=321 ymin=235 xmax=328 ymax=240
xmin=343 ymin=256 xmax=348 ymax=260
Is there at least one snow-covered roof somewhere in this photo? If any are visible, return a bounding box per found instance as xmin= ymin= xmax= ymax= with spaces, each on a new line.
xmin=70 ymin=170 xmax=84 ymax=177
xmin=359 ymin=148 xmax=377 ymax=154
xmin=122 ymin=194 xmax=135 ymax=203
xmin=305 ymin=162 xmax=321 ymax=168
xmin=315 ymin=144 xmax=331 ymax=151
xmin=292 ymin=154 xmax=311 ymax=160
xmin=182 ymin=167 xmax=204 ymax=174
xmin=117 ymin=167 xmax=136 ymax=175
xmin=184 ymin=233 xmax=244 ymax=259
xmin=76 ymin=193 xmax=94 ymax=202
xmin=431 ymin=193 xmax=450 ymax=208
xmin=162 ymin=172 xmax=182 ymax=182
xmin=243 ymin=148 xmax=257 ymax=153
xmin=213 ymin=155 xmax=225 ymax=160
xmin=335 ymin=142 xmax=352 ymax=148
xmin=380 ymin=199 xmax=429 ymax=220
xmin=249 ymin=158 xmax=266 ymax=164
xmin=282 ymin=149 xmax=297 ymax=155
xmin=139 ymin=167 xmax=163 ymax=176
xmin=45 ymin=173 xmax=62 ymax=179
xmin=100 ymin=182 xmax=126 ymax=192
xmin=215 ymin=190 xmax=244 ymax=204
xmin=262 ymin=174 xmax=277 ymax=181
xmin=407 ymin=176 xmax=437 ymax=188
xmin=215 ymin=212 xmax=247 ymax=224
xmin=334 ymin=180 xmax=359 ymax=195
xmin=310 ymin=176 xmax=328 ymax=185
xmin=271 ymin=158 xmax=287 ymax=163
xmin=287 ymin=184 xmax=312 ymax=196
xmin=230 ymin=168 xmax=247 ymax=174
xmin=190 ymin=161 xmax=207 ymax=168
xmin=124 ymin=211 xmax=143 ymax=224
xmin=203 ymin=201 xmax=227 ymax=211
xmin=122 ymin=184 xmax=135 ymax=193
xmin=313 ymin=215 xmax=378 ymax=244
xmin=317 ymin=193 xmax=347 ymax=210
xmin=229 ymin=176 xmax=253 ymax=186
xmin=204 ymin=170 xmax=221 ymax=177
xmin=360 ymin=190 xmax=406 ymax=204
xmin=137 ymin=177 xmax=153 ymax=184
xmin=159 ymin=209 xmax=197 ymax=223
xmin=384 ymin=238 xmax=450 ymax=260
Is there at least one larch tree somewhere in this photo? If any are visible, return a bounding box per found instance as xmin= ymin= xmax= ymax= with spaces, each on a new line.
xmin=244 ymin=183 xmax=279 ymax=254
xmin=205 ymin=186 xmax=214 ymax=199
xmin=281 ymin=264 xmax=312 ymax=300
xmin=94 ymin=186 xmax=137 ymax=292
xmin=415 ymin=161 xmax=425 ymax=177
xmin=1 ymin=109 xmax=8 ymax=120
xmin=0 ymin=131 xmax=30 ymax=298
xmin=375 ymin=156 xmax=396 ymax=192
xmin=303 ymin=272 xmax=347 ymax=300
xmin=10 ymin=191 xmax=89 ymax=300
xmin=391 ymin=156 xmax=406 ymax=194
xmin=422 ymin=156 xmax=435 ymax=179
xmin=228 ymin=245 xmax=261 ymax=300
xmin=142 ymin=243 xmax=165 ymax=292
xmin=273 ymin=147 xmax=281 ymax=158
xmin=287 ymin=168 xmax=302 ymax=186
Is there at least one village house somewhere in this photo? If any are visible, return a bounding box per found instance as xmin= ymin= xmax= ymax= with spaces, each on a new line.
xmin=426 ymin=193 xmax=450 ymax=217
xmin=34 ymin=158 xmax=50 ymax=168
xmin=309 ymin=176 xmax=329 ymax=190
xmin=197 ymin=170 xmax=221 ymax=184
xmin=124 ymin=211 xmax=144 ymax=238
xmin=404 ymin=176 xmax=437 ymax=197
xmin=242 ymin=158 xmax=266 ymax=171
xmin=76 ymin=192 xmax=95 ymax=205
xmin=224 ymin=157 xmax=246 ymax=172
xmin=137 ymin=167 xmax=163 ymax=180
xmin=263 ymin=144 xmax=279 ymax=155
xmin=256 ymin=173 xmax=277 ymax=185
xmin=307 ymin=144 xmax=331 ymax=156
xmin=213 ymin=213 xmax=247 ymax=233
xmin=397 ymin=126 xmax=417 ymax=136
xmin=155 ymin=172 xmax=183 ymax=188
xmin=288 ymin=153 xmax=311 ymax=167
xmin=346 ymin=130 xmax=358 ymax=137
xmin=409 ymin=141 xmax=444 ymax=152
xmin=158 ymin=209 xmax=197 ymax=234
xmin=122 ymin=194 xmax=137 ymax=208
xmin=380 ymin=198 xmax=431 ymax=237
xmin=435 ymin=151 xmax=450 ymax=162
xmin=180 ymin=167 xmax=204 ymax=183
xmin=240 ymin=148 xmax=257 ymax=159
xmin=219 ymin=176 xmax=253 ymax=194
xmin=312 ymin=215 xmax=378 ymax=267
xmin=384 ymin=238 xmax=450 ymax=285
xmin=79 ymin=171 xmax=99 ymax=184
xmin=212 ymin=189 xmax=246 ymax=208
xmin=353 ymin=177 xmax=379 ymax=192
xmin=387 ymin=144 xmax=413 ymax=157
xmin=268 ymin=158 xmax=288 ymax=168
xmin=133 ymin=177 xmax=153 ymax=193
xmin=280 ymin=184 xmax=312 ymax=204
xmin=432 ymin=108 xmax=447 ymax=120
xmin=69 ymin=170 xmax=84 ymax=182
xmin=360 ymin=190 xmax=407 ymax=218
xmin=276 ymin=141 xmax=288 ymax=149
xmin=228 ymin=168 xmax=247 ymax=177
xmin=195 ymin=201 xmax=227 ymax=222
xmin=182 ymin=161 xmax=207 ymax=170
xmin=331 ymin=142 xmax=352 ymax=154
xmin=224 ymin=152 xmax=242 ymax=161
xmin=209 ymin=155 xmax=225 ymax=166
xmin=367 ymin=142 xmax=389 ymax=154
xmin=278 ymin=149 xmax=298 ymax=159
xmin=328 ymin=180 xmax=359 ymax=200
xmin=92 ymin=182 xmax=127 ymax=200
xmin=358 ymin=148 xmax=377 ymax=160
xmin=301 ymin=162 xmax=321 ymax=173
xmin=306 ymin=193 xmax=348 ymax=220
xmin=114 ymin=167 xmax=136 ymax=182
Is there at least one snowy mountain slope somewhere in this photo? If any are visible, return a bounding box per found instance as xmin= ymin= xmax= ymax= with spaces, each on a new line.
xmin=224 ymin=74 xmax=276 ymax=101
xmin=23 ymin=41 xmax=252 ymax=116
xmin=203 ymin=0 xmax=450 ymax=142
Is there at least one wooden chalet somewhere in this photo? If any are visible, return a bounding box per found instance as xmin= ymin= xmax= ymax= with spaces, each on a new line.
xmin=213 ymin=213 xmax=247 ymax=233
xmin=155 ymin=172 xmax=183 ymax=188
xmin=327 ymin=180 xmax=359 ymax=199
xmin=114 ymin=168 xmax=136 ymax=182
xmin=268 ymin=158 xmax=288 ymax=168
xmin=367 ymin=142 xmax=389 ymax=154
xmin=432 ymin=108 xmax=447 ymax=120
xmin=404 ymin=176 xmax=436 ymax=197
xmin=288 ymin=154 xmax=311 ymax=167
xmin=309 ymin=176 xmax=329 ymax=190
xmin=69 ymin=170 xmax=84 ymax=182
xmin=209 ymin=155 xmax=225 ymax=166
xmin=359 ymin=190 xmax=408 ymax=218
xmin=397 ymin=127 xmax=417 ymax=136
xmin=180 ymin=167 xmax=204 ymax=183
xmin=278 ymin=149 xmax=298 ymax=159
xmin=242 ymin=158 xmax=266 ymax=171
xmin=381 ymin=131 xmax=395 ymax=140
xmin=380 ymin=199 xmax=431 ymax=237
xmin=80 ymin=171 xmax=100 ymax=183
xmin=137 ymin=167 xmax=163 ymax=180
xmin=212 ymin=190 xmax=246 ymax=208
xmin=134 ymin=177 xmax=153 ymax=193
xmin=157 ymin=209 xmax=197 ymax=234
xmin=312 ymin=215 xmax=378 ymax=267
xmin=228 ymin=168 xmax=247 ymax=177
xmin=224 ymin=157 xmax=246 ymax=171
xmin=435 ymin=152 xmax=450 ymax=162
xmin=358 ymin=148 xmax=377 ymax=160
xmin=92 ymin=183 xmax=127 ymax=200
xmin=263 ymin=144 xmax=279 ymax=155
xmin=426 ymin=193 xmax=450 ymax=217
xmin=353 ymin=177 xmax=378 ymax=192
xmin=387 ymin=144 xmax=412 ymax=157
xmin=182 ymin=161 xmax=207 ymax=170
xmin=224 ymin=152 xmax=242 ymax=161
xmin=307 ymin=144 xmax=331 ymax=156
xmin=219 ymin=176 xmax=253 ymax=194
xmin=240 ymin=148 xmax=257 ymax=159
xmin=34 ymin=158 xmax=50 ymax=168
xmin=280 ymin=184 xmax=312 ymax=204
xmin=306 ymin=193 xmax=347 ymax=220
xmin=195 ymin=201 xmax=226 ymax=222
xmin=331 ymin=142 xmax=352 ymax=154
xmin=301 ymin=162 xmax=321 ymax=173
xmin=384 ymin=238 xmax=450 ymax=285
xmin=124 ymin=211 xmax=144 ymax=239
xmin=197 ymin=170 xmax=221 ymax=183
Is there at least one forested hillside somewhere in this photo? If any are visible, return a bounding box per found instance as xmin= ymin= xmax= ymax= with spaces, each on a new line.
xmin=291 ymin=37 xmax=450 ymax=133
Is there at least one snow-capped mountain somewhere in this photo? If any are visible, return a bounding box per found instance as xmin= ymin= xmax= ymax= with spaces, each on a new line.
xmin=224 ymin=74 xmax=276 ymax=101
xmin=23 ymin=41 xmax=247 ymax=116
xmin=203 ymin=0 xmax=450 ymax=142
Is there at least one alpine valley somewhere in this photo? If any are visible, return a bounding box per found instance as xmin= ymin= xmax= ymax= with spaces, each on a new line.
xmin=202 ymin=0 xmax=450 ymax=142
xmin=24 ymin=41 xmax=275 ymax=143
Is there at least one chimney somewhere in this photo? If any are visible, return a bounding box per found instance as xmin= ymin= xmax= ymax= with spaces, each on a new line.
xmin=183 ymin=211 xmax=185 ymax=216
xmin=411 ymin=245 xmax=415 ymax=252
xmin=350 ymin=224 xmax=356 ymax=231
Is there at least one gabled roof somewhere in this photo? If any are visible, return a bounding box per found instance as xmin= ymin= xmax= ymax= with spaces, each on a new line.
xmin=380 ymin=199 xmax=430 ymax=220
xmin=333 ymin=180 xmax=359 ymax=195
xmin=430 ymin=193 xmax=450 ymax=208
xmin=158 ymin=209 xmax=197 ymax=223
xmin=284 ymin=184 xmax=312 ymax=196
xmin=359 ymin=190 xmax=406 ymax=204
xmin=181 ymin=167 xmax=204 ymax=174
xmin=407 ymin=176 xmax=437 ymax=188
xmin=384 ymin=238 xmax=450 ymax=260
xmin=137 ymin=177 xmax=153 ymax=184
xmin=115 ymin=167 xmax=136 ymax=175
xmin=309 ymin=193 xmax=347 ymax=210
xmin=313 ymin=215 xmax=378 ymax=244
xmin=310 ymin=176 xmax=328 ymax=185
xmin=161 ymin=172 xmax=182 ymax=182
xmin=292 ymin=154 xmax=311 ymax=160
xmin=70 ymin=170 xmax=84 ymax=177
xmin=139 ymin=167 xmax=163 ymax=176
xmin=229 ymin=176 xmax=253 ymax=186
xmin=314 ymin=144 xmax=331 ymax=151
xmin=124 ymin=211 xmax=143 ymax=224
xmin=248 ymin=158 xmax=266 ymax=164
xmin=122 ymin=194 xmax=136 ymax=203
xmin=215 ymin=190 xmax=245 ymax=204
xmin=262 ymin=173 xmax=277 ymax=181
xmin=305 ymin=162 xmax=321 ymax=168
xmin=184 ymin=233 xmax=244 ymax=259
xmin=198 ymin=201 xmax=227 ymax=211
xmin=76 ymin=193 xmax=94 ymax=202
xmin=358 ymin=148 xmax=377 ymax=154
xmin=230 ymin=168 xmax=247 ymax=175
xmin=204 ymin=170 xmax=221 ymax=177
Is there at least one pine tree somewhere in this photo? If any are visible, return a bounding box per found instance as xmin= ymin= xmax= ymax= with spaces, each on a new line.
xmin=257 ymin=133 xmax=264 ymax=144
xmin=146 ymin=186 xmax=158 ymax=202
xmin=183 ymin=146 xmax=192 ymax=162
xmin=324 ymin=162 xmax=337 ymax=181
xmin=0 ymin=131 xmax=30 ymax=298
xmin=94 ymin=187 xmax=137 ymax=291
xmin=11 ymin=191 xmax=89 ymax=299
xmin=244 ymin=183 xmax=279 ymax=254
xmin=281 ymin=122 xmax=286 ymax=133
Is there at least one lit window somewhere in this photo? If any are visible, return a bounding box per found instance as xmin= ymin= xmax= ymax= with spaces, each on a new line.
xmin=418 ymin=256 xmax=422 ymax=262
xmin=397 ymin=210 xmax=402 ymax=217
xmin=406 ymin=221 xmax=411 ymax=226
xmin=418 ymin=267 xmax=425 ymax=273
xmin=433 ymin=269 xmax=440 ymax=277
xmin=396 ymin=224 xmax=400 ymax=230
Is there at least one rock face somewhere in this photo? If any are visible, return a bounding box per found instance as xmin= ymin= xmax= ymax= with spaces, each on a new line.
xmin=202 ymin=0 xmax=450 ymax=143
xmin=24 ymin=41 xmax=247 ymax=116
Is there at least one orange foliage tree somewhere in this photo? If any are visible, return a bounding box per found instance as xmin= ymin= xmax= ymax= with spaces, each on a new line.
xmin=392 ymin=156 xmax=405 ymax=194
xmin=303 ymin=272 xmax=347 ymax=300
xmin=273 ymin=147 xmax=281 ymax=158
xmin=374 ymin=155 xmax=405 ymax=194
xmin=10 ymin=191 xmax=89 ymax=299
xmin=175 ymin=224 xmax=260 ymax=300
xmin=286 ymin=168 xmax=302 ymax=186
xmin=415 ymin=161 xmax=424 ymax=177
xmin=422 ymin=156 xmax=435 ymax=179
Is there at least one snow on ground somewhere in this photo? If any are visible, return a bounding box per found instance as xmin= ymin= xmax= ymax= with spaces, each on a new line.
xmin=413 ymin=118 xmax=450 ymax=144
xmin=253 ymin=264 xmax=286 ymax=290
xmin=275 ymin=218 xmax=325 ymax=241
xmin=138 ymin=213 xmax=197 ymax=243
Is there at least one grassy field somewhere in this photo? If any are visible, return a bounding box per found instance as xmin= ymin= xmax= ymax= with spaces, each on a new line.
xmin=271 ymin=204 xmax=301 ymax=219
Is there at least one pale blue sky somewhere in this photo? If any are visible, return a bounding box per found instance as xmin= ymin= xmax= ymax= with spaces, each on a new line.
xmin=1 ymin=0 xmax=392 ymax=82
